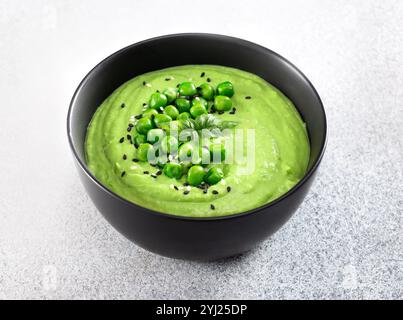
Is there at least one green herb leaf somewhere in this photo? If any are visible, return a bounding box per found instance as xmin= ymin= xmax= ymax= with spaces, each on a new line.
xmin=194 ymin=114 xmax=238 ymax=131
xmin=218 ymin=121 xmax=238 ymax=129
xmin=195 ymin=114 xmax=220 ymax=130
xmin=181 ymin=119 xmax=196 ymax=130
xmin=179 ymin=114 xmax=238 ymax=137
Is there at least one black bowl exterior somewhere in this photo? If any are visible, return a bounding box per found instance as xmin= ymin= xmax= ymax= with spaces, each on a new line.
xmin=75 ymin=160 xmax=318 ymax=260
xmin=68 ymin=34 xmax=327 ymax=261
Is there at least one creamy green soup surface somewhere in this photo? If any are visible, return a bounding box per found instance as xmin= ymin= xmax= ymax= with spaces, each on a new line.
xmin=85 ymin=65 xmax=310 ymax=217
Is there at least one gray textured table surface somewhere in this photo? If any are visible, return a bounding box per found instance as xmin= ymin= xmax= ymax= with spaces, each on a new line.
xmin=0 ymin=0 xmax=402 ymax=300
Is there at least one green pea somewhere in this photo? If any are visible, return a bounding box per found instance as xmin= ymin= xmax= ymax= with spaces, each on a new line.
xmin=161 ymin=135 xmax=178 ymax=154
xmin=198 ymin=83 xmax=215 ymax=101
xmin=171 ymin=120 xmax=184 ymax=133
xmin=137 ymin=143 xmax=154 ymax=162
xmin=134 ymin=134 xmax=147 ymax=147
xmin=210 ymin=143 xmax=226 ymax=163
xmin=143 ymin=109 xmax=158 ymax=118
xmin=214 ymin=95 xmax=232 ymax=112
xmin=180 ymin=161 xmax=193 ymax=175
xmin=216 ymin=81 xmax=234 ymax=97
xmin=192 ymin=96 xmax=208 ymax=108
xmin=190 ymin=103 xmax=208 ymax=118
xmin=135 ymin=117 xmax=154 ymax=135
xmin=178 ymin=142 xmax=195 ymax=162
xmin=187 ymin=165 xmax=206 ymax=186
xmin=177 ymin=112 xmax=191 ymax=121
xmin=153 ymin=114 xmax=172 ymax=128
xmin=175 ymin=98 xmax=191 ymax=113
xmin=163 ymin=105 xmax=180 ymax=120
xmin=179 ymin=128 xmax=199 ymax=143
xmin=147 ymin=128 xmax=165 ymax=144
xmin=160 ymin=120 xmax=183 ymax=135
xmin=163 ymin=88 xmax=178 ymax=104
xmin=163 ymin=162 xmax=183 ymax=179
xmin=178 ymin=82 xmax=197 ymax=96
xmin=204 ymin=167 xmax=224 ymax=185
xmin=149 ymin=92 xmax=168 ymax=110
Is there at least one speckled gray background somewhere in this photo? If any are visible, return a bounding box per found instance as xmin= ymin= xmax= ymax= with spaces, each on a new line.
xmin=0 ymin=0 xmax=402 ymax=300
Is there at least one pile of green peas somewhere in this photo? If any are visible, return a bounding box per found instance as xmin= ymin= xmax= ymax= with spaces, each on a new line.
xmin=132 ymin=80 xmax=235 ymax=187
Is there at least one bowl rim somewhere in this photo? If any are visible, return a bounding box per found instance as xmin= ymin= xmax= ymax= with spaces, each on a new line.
xmin=67 ymin=33 xmax=327 ymax=222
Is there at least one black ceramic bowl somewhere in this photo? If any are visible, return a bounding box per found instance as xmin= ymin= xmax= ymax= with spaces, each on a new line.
xmin=67 ymin=33 xmax=327 ymax=261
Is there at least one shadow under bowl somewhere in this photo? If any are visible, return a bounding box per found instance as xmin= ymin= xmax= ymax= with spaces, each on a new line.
xmin=67 ymin=33 xmax=327 ymax=261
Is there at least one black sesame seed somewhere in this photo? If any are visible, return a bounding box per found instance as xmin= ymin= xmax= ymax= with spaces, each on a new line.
xmin=121 ymin=103 xmax=125 ymax=108
xmin=150 ymin=163 xmax=157 ymax=167
xmin=119 ymin=137 xmax=124 ymax=143
xmin=142 ymin=103 xmax=147 ymax=107
xmin=165 ymin=78 xmax=171 ymax=81
xmin=127 ymin=126 xmax=132 ymax=132
xmin=203 ymin=189 xmax=208 ymax=194
xmin=183 ymin=190 xmax=190 ymax=195
xmin=210 ymin=204 xmax=215 ymax=210
xmin=212 ymin=190 xmax=219 ymax=195
xmin=143 ymin=171 xmax=149 ymax=174
xmin=128 ymin=123 xmax=134 ymax=127
xmin=218 ymin=111 xmax=224 ymax=115
xmin=132 ymin=158 xmax=139 ymax=162
xmin=123 ymin=154 xmax=127 ymax=160
xmin=227 ymin=186 xmax=231 ymax=192
xmin=183 ymin=182 xmax=189 ymax=187
xmin=156 ymin=170 xmax=162 ymax=176
xmin=156 ymin=90 xmax=160 ymax=93
xmin=121 ymin=171 xmax=126 ymax=177
xmin=174 ymin=186 xmax=179 ymax=191
xmin=151 ymin=174 xmax=157 ymax=178
xmin=207 ymin=78 xmax=211 ymax=82
xmin=143 ymin=81 xmax=147 ymax=86
xmin=135 ymin=114 xmax=143 ymax=120
xmin=245 ymin=96 xmax=252 ymax=99
xmin=176 ymin=83 xmax=180 ymax=88
xmin=200 ymin=72 xmax=205 ymax=77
